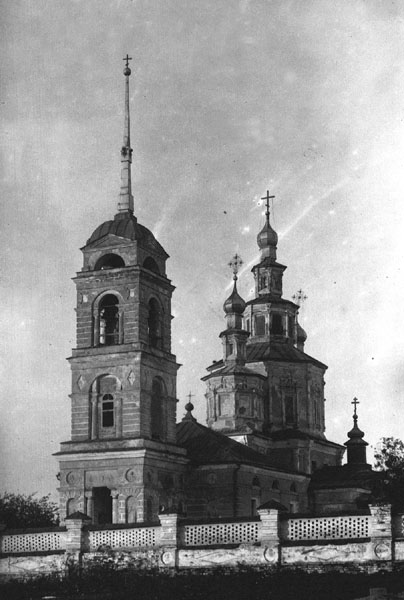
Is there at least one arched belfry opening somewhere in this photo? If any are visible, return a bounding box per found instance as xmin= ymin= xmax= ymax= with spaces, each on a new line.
xmin=148 ymin=298 xmax=162 ymax=349
xmin=99 ymin=294 xmax=120 ymax=346
xmin=94 ymin=254 xmax=125 ymax=270
xmin=150 ymin=377 xmax=165 ymax=440
xmin=143 ymin=256 xmax=160 ymax=274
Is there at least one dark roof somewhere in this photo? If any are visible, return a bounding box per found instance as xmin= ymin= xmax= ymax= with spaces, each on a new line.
xmin=309 ymin=464 xmax=382 ymax=490
xmin=258 ymin=500 xmax=288 ymax=512
xmin=252 ymin=259 xmax=287 ymax=271
xmin=84 ymin=213 xmax=168 ymax=256
xmin=206 ymin=342 xmax=327 ymax=372
xmin=65 ymin=511 xmax=91 ymax=521
xmin=201 ymin=363 xmax=266 ymax=382
xmin=246 ymin=294 xmax=298 ymax=309
xmin=176 ymin=418 xmax=300 ymax=473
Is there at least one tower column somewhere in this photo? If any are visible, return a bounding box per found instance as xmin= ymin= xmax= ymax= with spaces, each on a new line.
xmin=118 ymin=310 xmax=124 ymax=344
xmin=91 ymin=397 xmax=98 ymax=440
xmin=111 ymin=490 xmax=120 ymax=523
xmin=85 ymin=491 xmax=94 ymax=521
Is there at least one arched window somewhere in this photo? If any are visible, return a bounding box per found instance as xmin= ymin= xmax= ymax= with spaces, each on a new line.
xmin=290 ymin=482 xmax=297 ymax=493
xmin=143 ymin=257 xmax=160 ymax=274
xmin=90 ymin=375 xmax=121 ymax=439
xmin=272 ymin=480 xmax=280 ymax=490
xmin=252 ymin=476 xmax=261 ymax=488
xmin=271 ymin=313 xmax=283 ymax=335
xmin=151 ymin=378 xmax=165 ymax=440
xmin=255 ymin=315 xmax=265 ymax=336
xmin=94 ymin=254 xmax=125 ymax=270
xmin=148 ymin=298 xmax=162 ymax=349
xmin=99 ymin=294 xmax=120 ymax=345
xmin=66 ymin=498 xmax=77 ymax=516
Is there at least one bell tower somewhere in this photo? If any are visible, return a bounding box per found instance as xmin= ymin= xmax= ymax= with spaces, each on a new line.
xmin=56 ymin=57 xmax=187 ymax=525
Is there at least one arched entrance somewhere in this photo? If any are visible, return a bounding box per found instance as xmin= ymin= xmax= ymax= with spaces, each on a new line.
xmin=92 ymin=487 xmax=113 ymax=524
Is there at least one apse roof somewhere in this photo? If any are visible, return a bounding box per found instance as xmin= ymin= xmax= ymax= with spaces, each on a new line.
xmin=176 ymin=417 xmax=302 ymax=474
xmin=201 ymin=363 xmax=266 ymax=381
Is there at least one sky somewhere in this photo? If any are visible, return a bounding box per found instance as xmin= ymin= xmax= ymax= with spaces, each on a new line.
xmin=1 ymin=0 xmax=404 ymax=501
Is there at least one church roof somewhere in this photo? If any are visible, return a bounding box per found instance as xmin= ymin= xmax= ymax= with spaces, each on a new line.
xmin=246 ymin=294 xmax=298 ymax=309
xmin=176 ymin=418 xmax=300 ymax=474
xmin=84 ymin=213 xmax=168 ymax=256
xmin=309 ymin=464 xmax=382 ymax=491
xmin=206 ymin=342 xmax=327 ymax=372
xmin=201 ymin=363 xmax=266 ymax=381
xmin=252 ymin=258 xmax=287 ymax=271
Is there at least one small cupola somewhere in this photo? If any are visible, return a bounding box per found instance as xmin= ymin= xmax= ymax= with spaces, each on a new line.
xmin=345 ymin=398 xmax=369 ymax=467
xmin=296 ymin=321 xmax=307 ymax=351
xmin=257 ymin=191 xmax=278 ymax=262
xmin=223 ymin=254 xmax=246 ymax=330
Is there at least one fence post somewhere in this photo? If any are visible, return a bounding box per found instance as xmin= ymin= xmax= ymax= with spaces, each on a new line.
xmin=158 ymin=511 xmax=179 ymax=568
xmin=65 ymin=511 xmax=91 ymax=567
xmin=369 ymin=504 xmax=392 ymax=563
xmin=257 ymin=504 xmax=280 ymax=565
xmin=0 ymin=523 xmax=5 ymax=554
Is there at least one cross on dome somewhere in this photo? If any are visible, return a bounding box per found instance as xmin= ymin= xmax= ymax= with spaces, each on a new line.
xmin=292 ymin=289 xmax=308 ymax=306
xmin=261 ymin=190 xmax=275 ymax=216
xmin=228 ymin=253 xmax=243 ymax=279
xmin=351 ymin=397 xmax=360 ymax=417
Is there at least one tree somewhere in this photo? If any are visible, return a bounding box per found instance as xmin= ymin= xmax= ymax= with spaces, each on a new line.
xmin=0 ymin=492 xmax=59 ymax=529
xmin=374 ymin=437 xmax=404 ymax=511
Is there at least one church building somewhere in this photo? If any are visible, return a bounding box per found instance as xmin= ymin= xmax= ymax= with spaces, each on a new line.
xmin=55 ymin=59 xmax=375 ymax=525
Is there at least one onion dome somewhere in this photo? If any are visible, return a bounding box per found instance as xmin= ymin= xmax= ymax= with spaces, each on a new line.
xmin=296 ymin=322 xmax=307 ymax=344
xmin=257 ymin=212 xmax=278 ymax=250
xmin=223 ymin=278 xmax=246 ymax=315
xmin=183 ymin=394 xmax=196 ymax=422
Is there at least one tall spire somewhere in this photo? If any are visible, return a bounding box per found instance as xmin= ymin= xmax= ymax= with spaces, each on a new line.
xmin=117 ymin=54 xmax=134 ymax=216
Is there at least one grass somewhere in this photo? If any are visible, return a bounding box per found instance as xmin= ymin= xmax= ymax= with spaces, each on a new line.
xmin=1 ymin=565 xmax=404 ymax=600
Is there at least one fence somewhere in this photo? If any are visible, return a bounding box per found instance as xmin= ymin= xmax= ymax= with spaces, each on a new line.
xmin=285 ymin=514 xmax=370 ymax=541
xmin=0 ymin=505 xmax=402 ymax=575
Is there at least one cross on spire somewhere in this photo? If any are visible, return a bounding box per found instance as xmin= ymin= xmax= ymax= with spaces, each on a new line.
xmin=187 ymin=391 xmax=195 ymax=404
xmin=261 ymin=190 xmax=275 ymax=215
xmin=228 ymin=253 xmax=243 ymax=279
xmin=123 ymin=54 xmax=132 ymax=68
xmin=352 ymin=397 xmax=359 ymax=416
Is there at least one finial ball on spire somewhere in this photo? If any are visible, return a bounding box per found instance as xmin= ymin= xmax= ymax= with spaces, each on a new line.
xmin=123 ymin=54 xmax=132 ymax=77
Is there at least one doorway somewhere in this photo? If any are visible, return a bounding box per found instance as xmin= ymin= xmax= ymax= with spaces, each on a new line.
xmin=92 ymin=487 xmax=113 ymax=524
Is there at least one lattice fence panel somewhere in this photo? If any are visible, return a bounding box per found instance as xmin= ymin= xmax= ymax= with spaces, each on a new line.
xmin=89 ymin=527 xmax=158 ymax=551
xmin=182 ymin=521 xmax=260 ymax=546
xmin=287 ymin=516 xmax=370 ymax=541
xmin=1 ymin=531 xmax=64 ymax=554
